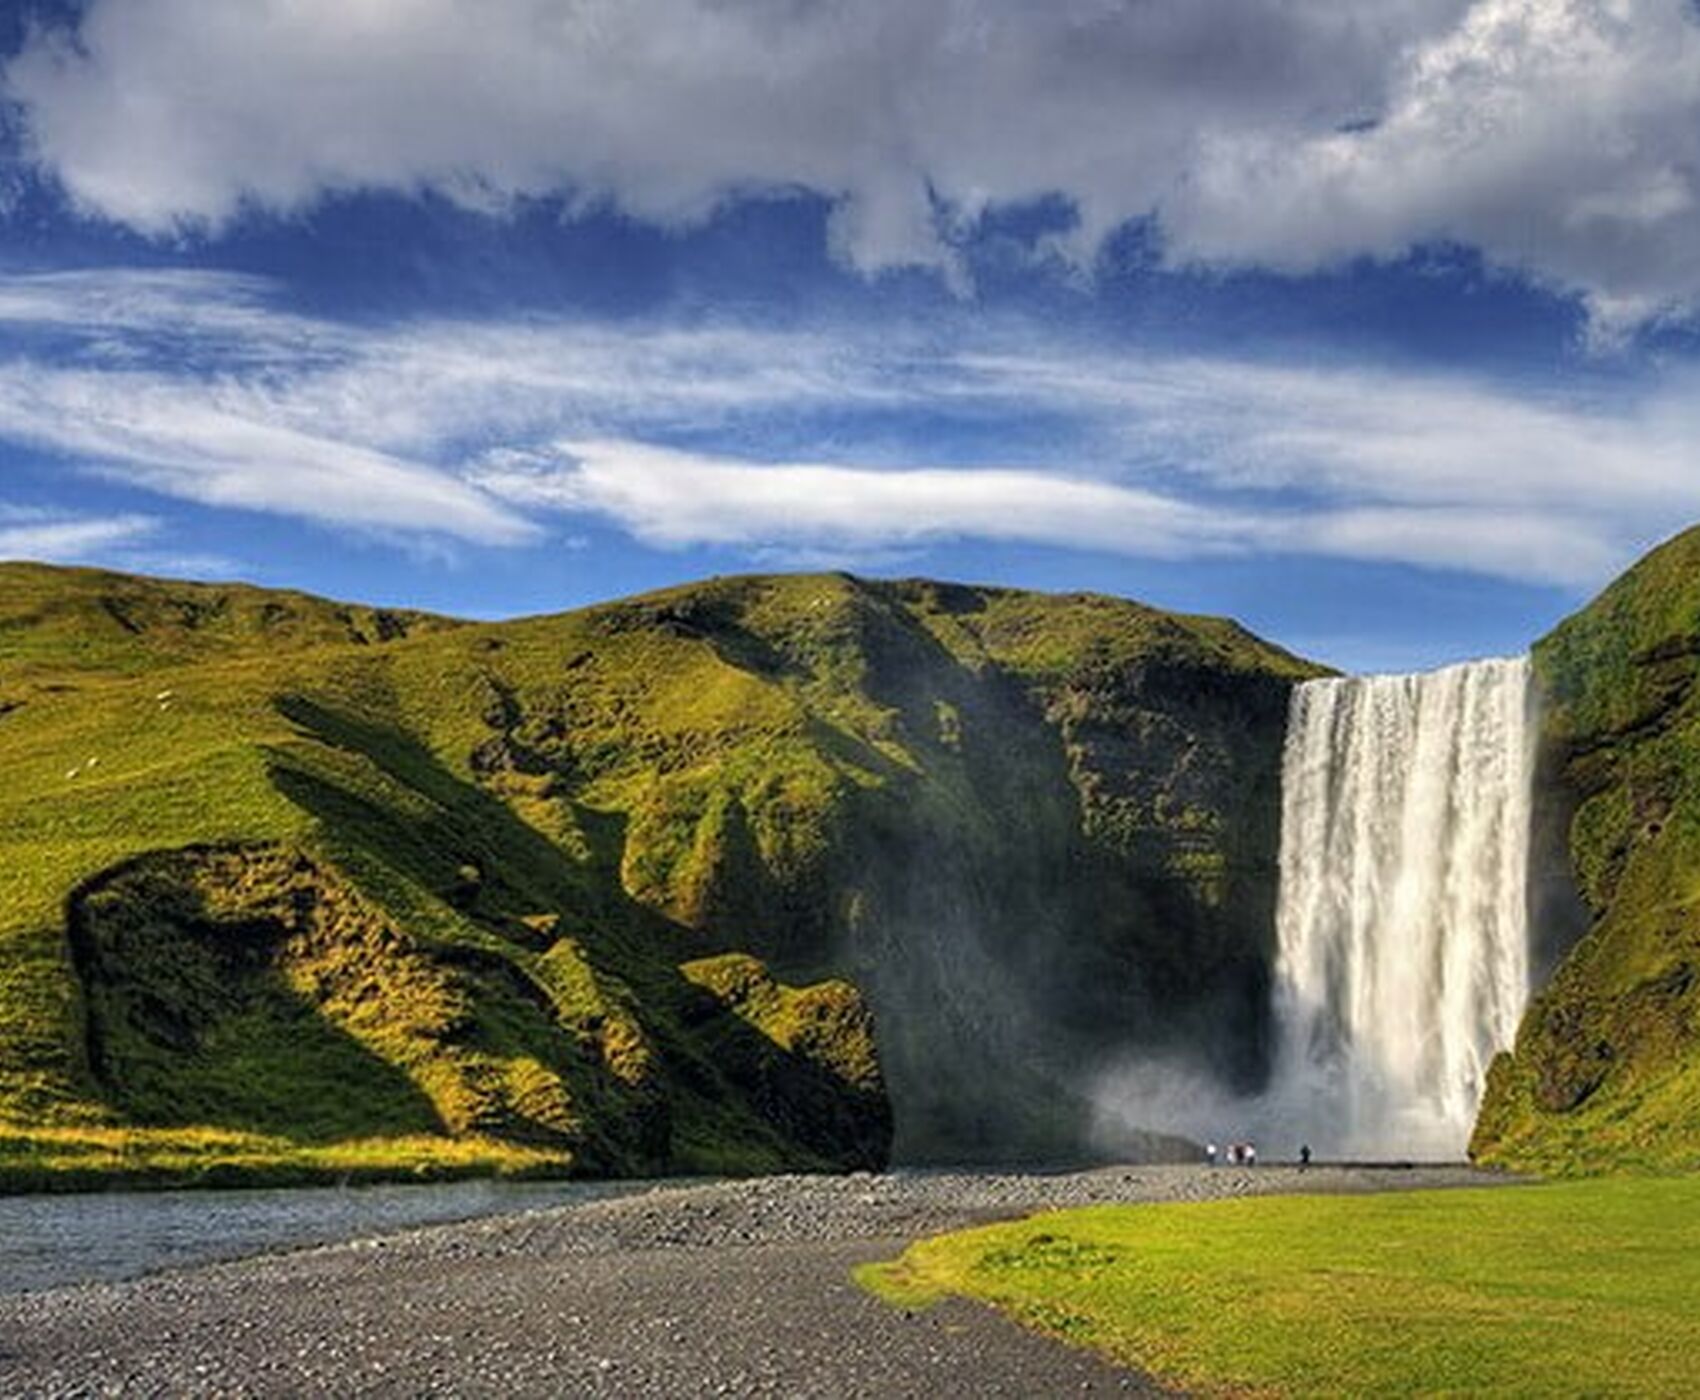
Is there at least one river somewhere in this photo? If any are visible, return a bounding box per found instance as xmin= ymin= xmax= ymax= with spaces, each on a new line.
xmin=0 ymin=1177 xmax=663 ymax=1293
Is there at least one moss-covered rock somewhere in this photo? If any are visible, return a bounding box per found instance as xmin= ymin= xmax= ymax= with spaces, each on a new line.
xmin=680 ymin=953 xmax=889 ymax=1169
xmin=1473 ymin=527 xmax=1700 ymax=1175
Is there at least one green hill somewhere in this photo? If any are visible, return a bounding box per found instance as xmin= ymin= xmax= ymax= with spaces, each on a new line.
xmin=0 ymin=563 xmax=1318 ymax=1186
xmin=1474 ymin=527 xmax=1700 ymax=1174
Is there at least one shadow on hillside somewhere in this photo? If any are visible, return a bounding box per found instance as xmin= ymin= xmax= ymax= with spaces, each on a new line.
xmin=66 ymin=849 xmax=448 ymax=1143
xmin=262 ymin=693 xmax=891 ymax=1171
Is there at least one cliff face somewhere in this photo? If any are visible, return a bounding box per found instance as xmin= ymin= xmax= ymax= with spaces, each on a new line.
xmin=1473 ymin=528 xmax=1700 ymax=1174
xmin=572 ymin=576 xmax=1318 ymax=1157
xmin=0 ymin=563 xmax=1317 ymax=1175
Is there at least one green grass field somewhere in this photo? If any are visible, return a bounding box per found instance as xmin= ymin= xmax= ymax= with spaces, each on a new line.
xmin=861 ymin=1177 xmax=1700 ymax=1397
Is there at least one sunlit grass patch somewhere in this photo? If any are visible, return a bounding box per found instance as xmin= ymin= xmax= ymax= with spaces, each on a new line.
xmin=860 ymin=1177 xmax=1700 ymax=1397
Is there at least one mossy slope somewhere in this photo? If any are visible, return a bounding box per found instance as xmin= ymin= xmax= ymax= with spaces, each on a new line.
xmin=0 ymin=562 xmax=1317 ymax=1179
xmin=1474 ymin=527 xmax=1700 ymax=1173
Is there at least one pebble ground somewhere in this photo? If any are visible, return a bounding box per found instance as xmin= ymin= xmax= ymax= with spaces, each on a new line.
xmin=0 ymin=1163 xmax=1515 ymax=1397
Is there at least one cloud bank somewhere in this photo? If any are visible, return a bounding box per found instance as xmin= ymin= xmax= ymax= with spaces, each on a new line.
xmin=3 ymin=269 xmax=1700 ymax=584
xmin=10 ymin=1 xmax=1700 ymax=326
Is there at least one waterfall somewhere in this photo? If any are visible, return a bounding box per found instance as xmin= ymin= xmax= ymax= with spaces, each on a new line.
xmin=1270 ymin=657 xmax=1534 ymax=1158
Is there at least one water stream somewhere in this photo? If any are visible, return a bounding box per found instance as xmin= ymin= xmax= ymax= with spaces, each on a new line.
xmin=0 ymin=1177 xmax=657 ymax=1294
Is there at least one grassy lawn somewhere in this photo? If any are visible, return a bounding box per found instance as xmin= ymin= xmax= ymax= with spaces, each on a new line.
xmin=860 ymin=1177 xmax=1700 ymax=1397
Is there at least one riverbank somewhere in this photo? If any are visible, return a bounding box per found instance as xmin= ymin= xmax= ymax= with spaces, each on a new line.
xmin=1 ymin=1164 xmax=1511 ymax=1396
xmin=0 ymin=1123 xmax=577 ymax=1195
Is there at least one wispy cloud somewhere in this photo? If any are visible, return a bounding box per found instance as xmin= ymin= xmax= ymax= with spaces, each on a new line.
xmin=0 ymin=361 xmax=538 ymax=546
xmin=471 ymin=440 xmax=1633 ymax=587
xmin=470 ymin=439 xmax=1243 ymax=560
xmin=2 ymin=267 xmax=1699 ymax=585
xmin=0 ymin=504 xmax=158 ymax=562
xmin=11 ymin=2 xmax=1700 ymax=328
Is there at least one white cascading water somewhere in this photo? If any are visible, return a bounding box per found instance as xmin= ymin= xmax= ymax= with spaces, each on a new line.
xmin=1270 ymin=657 xmax=1534 ymax=1159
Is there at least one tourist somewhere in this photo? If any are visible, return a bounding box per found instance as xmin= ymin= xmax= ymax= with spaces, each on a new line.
xmin=1300 ymin=1143 xmax=1312 ymax=1170
xmin=1205 ymin=1142 xmax=1219 ymax=1167
xmin=1246 ymin=1141 xmax=1258 ymax=1167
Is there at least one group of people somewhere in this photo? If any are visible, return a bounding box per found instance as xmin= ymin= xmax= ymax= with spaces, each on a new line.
xmin=1203 ymin=1141 xmax=1314 ymax=1168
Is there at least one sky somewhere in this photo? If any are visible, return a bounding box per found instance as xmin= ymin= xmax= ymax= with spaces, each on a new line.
xmin=6 ymin=2 xmax=1700 ymax=671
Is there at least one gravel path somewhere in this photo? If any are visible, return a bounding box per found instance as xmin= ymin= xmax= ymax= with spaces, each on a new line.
xmin=0 ymin=1164 xmax=1516 ymax=1397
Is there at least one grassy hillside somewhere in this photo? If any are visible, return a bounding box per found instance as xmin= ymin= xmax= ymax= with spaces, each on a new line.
xmin=1473 ymin=527 xmax=1700 ymax=1173
xmin=0 ymin=563 xmax=1316 ymax=1184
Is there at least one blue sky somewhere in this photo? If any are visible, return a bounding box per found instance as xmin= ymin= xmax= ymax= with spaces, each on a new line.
xmin=6 ymin=1 xmax=1700 ymax=671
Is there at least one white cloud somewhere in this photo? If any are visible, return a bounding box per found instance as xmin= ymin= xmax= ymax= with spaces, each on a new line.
xmin=7 ymin=0 xmax=1440 ymax=279
xmin=471 ymin=439 xmax=1644 ymax=586
xmin=0 ymin=361 xmax=538 ymax=546
xmin=0 ymin=505 xmax=158 ymax=562
xmin=13 ymin=1 xmax=1700 ymax=326
xmin=3 ymin=267 xmax=1700 ymax=585
xmin=1170 ymin=0 xmax=1700 ymax=334
xmin=471 ymin=439 xmax=1244 ymax=559
xmin=978 ymin=352 xmax=1700 ymax=522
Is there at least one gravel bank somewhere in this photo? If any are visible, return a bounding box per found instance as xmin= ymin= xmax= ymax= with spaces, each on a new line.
xmin=0 ymin=1164 xmax=1517 ymax=1397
